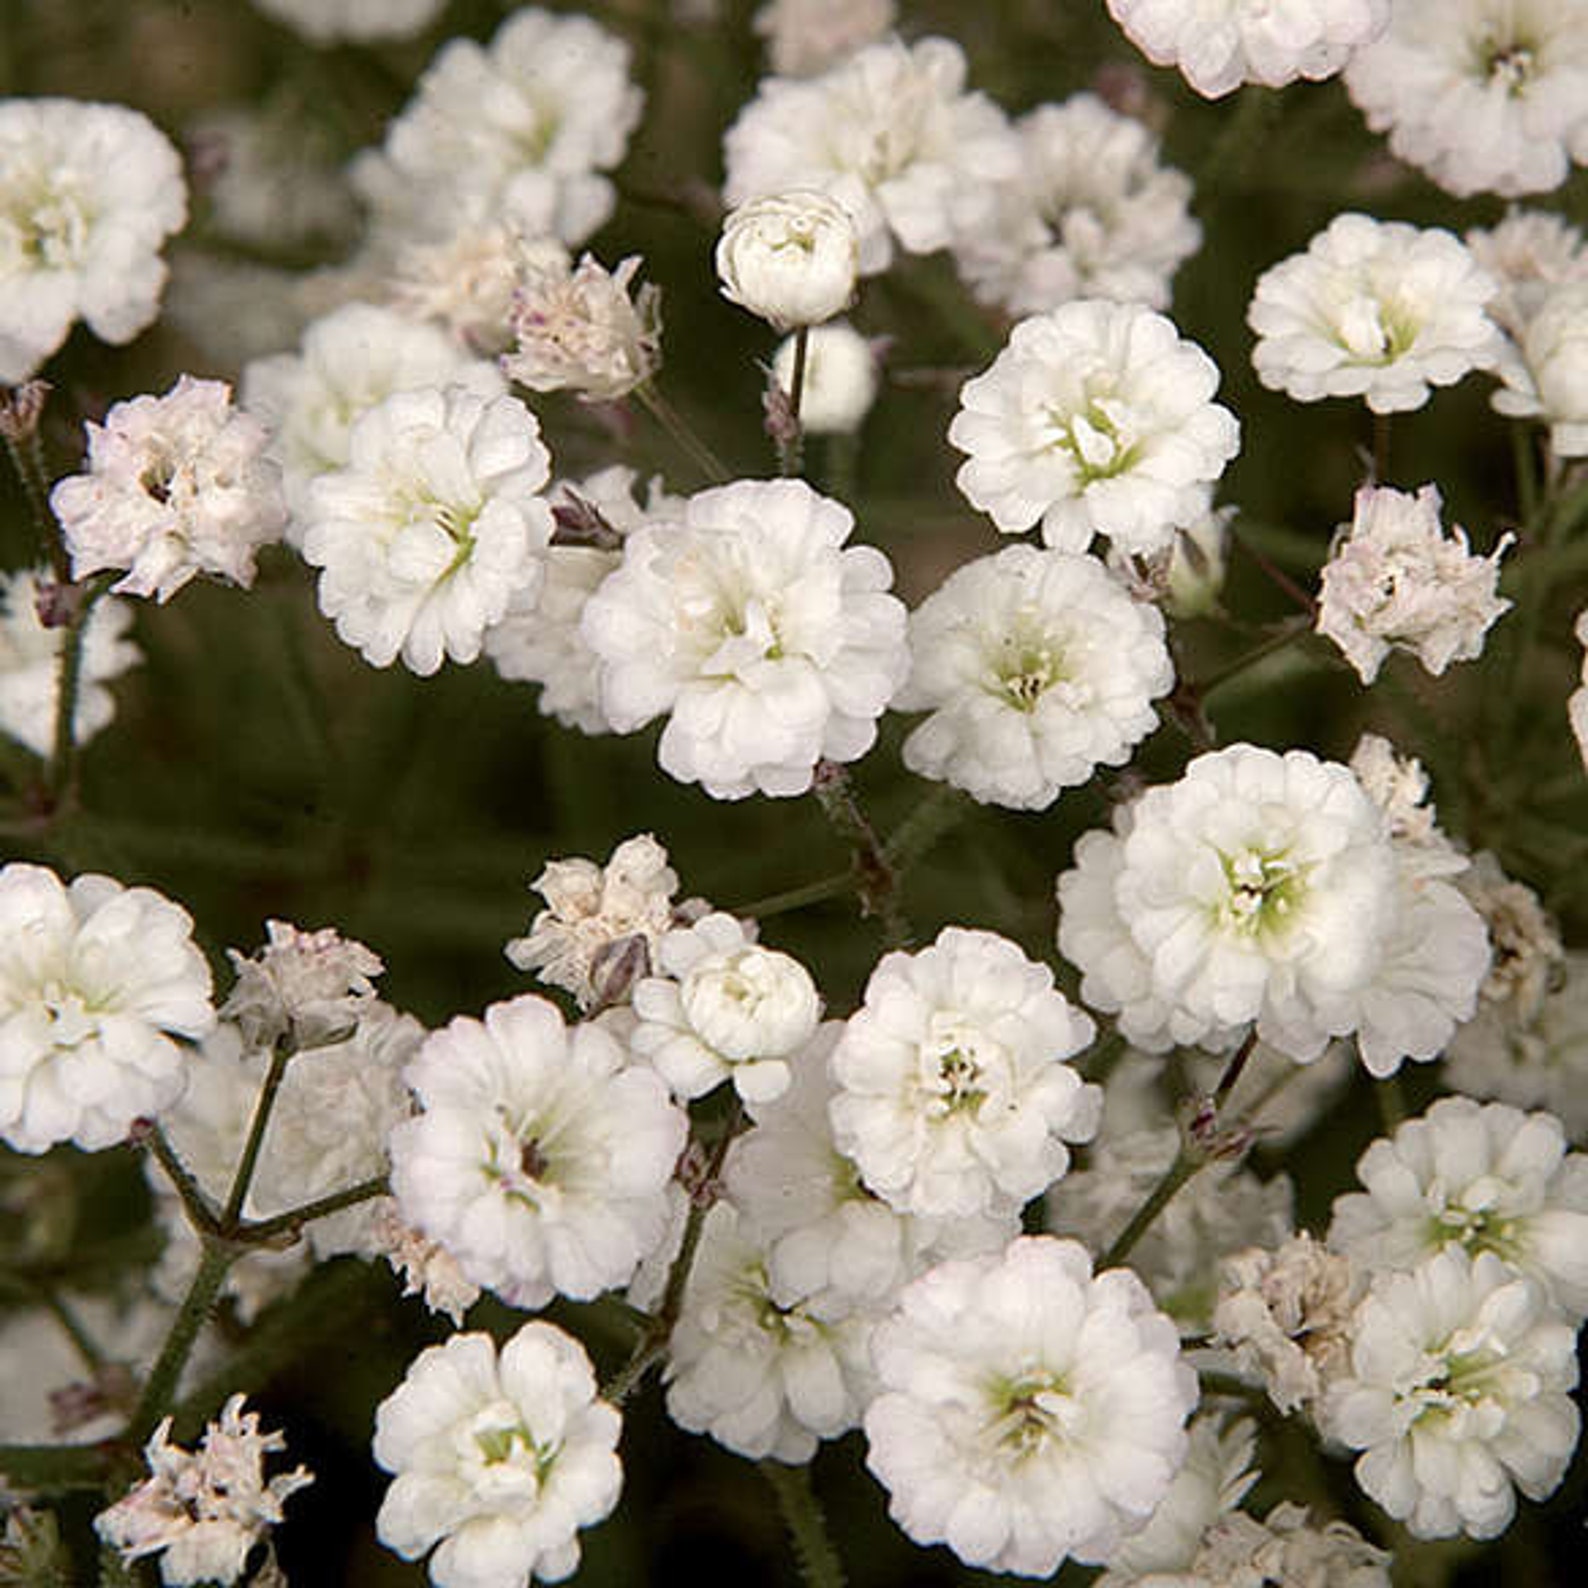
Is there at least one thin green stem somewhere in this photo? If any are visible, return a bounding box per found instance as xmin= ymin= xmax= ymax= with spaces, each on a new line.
xmin=1200 ymin=616 xmax=1315 ymax=699
xmin=1 ymin=387 xmax=69 ymax=583
xmin=762 ymin=1461 xmax=846 ymax=1588
xmin=882 ymin=782 xmax=970 ymax=871
xmin=811 ymin=760 xmax=909 ymax=947
xmin=1100 ymin=1146 xmax=1201 ymax=1270
xmin=779 ymin=324 xmax=810 ymax=478
xmin=240 ymin=1175 xmax=388 ymax=1243
xmin=42 ymin=1288 xmax=104 ymax=1373
xmin=732 ymin=871 xmax=853 ymax=919
xmin=127 ymin=1239 xmax=234 ymax=1444
xmin=145 ymin=1123 xmax=221 ymax=1237
xmin=46 ymin=576 xmax=111 ymax=814
xmin=222 ymin=1040 xmax=294 ymax=1228
xmin=1211 ymin=1029 xmax=1260 ymax=1111
xmin=635 ymin=384 xmax=731 ymax=485
xmin=0 ymin=1441 xmax=110 ymax=1492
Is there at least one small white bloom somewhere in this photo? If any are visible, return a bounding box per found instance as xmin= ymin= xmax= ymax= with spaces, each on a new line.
xmin=373 ymin=1323 xmax=621 ymax=1588
xmin=1320 ymin=1248 xmax=1580 ymax=1540
xmin=504 ymin=832 xmax=686 ymax=1010
xmin=350 ymin=7 xmax=643 ymax=253
xmin=0 ymin=567 xmax=139 ymax=759
xmin=1466 ymin=209 xmax=1588 ymax=338
xmin=1491 ymin=279 xmax=1588 ymax=457
xmin=0 ymin=863 xmax=212 ymax=1154
xmin=1345 ymin=0 xmax=1588 ymax=199
xmin=95 ymin=1394 xmax=312 ymax=1588
xmin=242 ymin=301 xmax=506 ymax=537
xmin=771 ymin=321 xmax=878 ymax=435
xmin=950 ymin=299 xmax=1240 ymax=558
xmin=50 ymin=376 xmax=285 ymax=603
xmin=1107 ymin=0 xmax=1389 ymax=98
xmin=250 ymin=0 xmax=444 ymax=43
xmin=632 ymin=912 xmax=820 ymax=1103
xmin=582 ymin=477 xmax=909 ymax=799
xmin=830 ymin=927 xmax=1100 ymax=1219
xmin=752 ymin=0 xmax=896 ymax=76
xmin=1459 ymin=852 xmax=1565 ymax=1024
xmin=370 ymin=1198 xmax=482 ymax=1327
xmin=1329 ymin=1095 xmax=1588 ymax=1320
xmin=723 ymin=36 xmax=1022 ymax=275
xmin=665 ymin=1204 xmax=880 ymax=1462
xmin=865 ymin=1236 xmax=1198 ymax=1576
xmin=1211 ymin=1232 xmax=1362 ymax=1414
xmin=717 ymin=189 xmax=858 ymax=331
xmin=221 ymin=919 xmax=383 ymax=1052
xmin=1168 ymin=1503 xmax=1393 ymax=1587
xmin=952 ymin=94 xmax=1201 ymax=317
xmin=1348 ymin=732 xmax=1462 ymax=867
xmin=501 ymin=246 xmax=663 ymax=403
xmin=1249 ymin=214 xmax=1504 ymax=413
xmin=0 ymin=99 xmax=186 ymax=383
xmin=388 ymin=994 xmax=687 ymax=1310
xmin=303 ymin=384 xmax=554 ymax=676
xmin=894 ymin=545 xmax=1174 ymax=810
xmin=1316 ymin=483 xmax=1512 ymax=685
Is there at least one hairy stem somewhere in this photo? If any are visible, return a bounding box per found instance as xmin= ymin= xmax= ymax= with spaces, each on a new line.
xmin=635 ymin=384 xmax=731 ymax=485
xmin=811 ymin=760 xmax=909 ymax=947
xmin=127 ymin=1239 xmax=234 ymax=1444
xmin=762 ymin=1461 xmax=847 ymax=1588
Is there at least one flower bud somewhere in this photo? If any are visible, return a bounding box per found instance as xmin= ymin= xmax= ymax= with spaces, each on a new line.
xmin=715 ymin=189 xmax=859 ymax=331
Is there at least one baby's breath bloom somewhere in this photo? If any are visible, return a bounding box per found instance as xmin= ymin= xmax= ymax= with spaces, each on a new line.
xmin=1106 ymin=0 xmax=1389 ymax=98
xmin=1467 ymin=209 xmax=1588 ymax=337
xmin=716 ymin=190 xmax=858 ymax=331
xmin=50 ymin=376 xmax=285 ymax=602
xmin=95 ymin=1395 xmax=312 ymax=1588
xmin=0 ymin=99 xmax=186 ymax=382
xmin=950 ymin=300 xmax=1239 ymax=557
xmin=389 ymin=224 xmax=564 ymax=356
xmin=1490 ymin=279 xmax=1588 ymax=456
xmin=752 ymin=0 xmax=896 ymax=76
xmin=1320 ymin=1249 xmax=1580 ymax=1540
xmin=0 ymin=863 xmax=212 ymax=1154
xmin=221 ymin=920 xmax=384 ymax=1051
xmin=953 ymin=94 xmax=1200 ymax=317
xmin=374 ymin=1323 xmax=621 ymax=1588
xmin=501 ymin=247 xmax=662 ymax=402
xmin=582 ymin=478 xmax=908 ymax=799
xmin=1316 ymin=484 xmax=1512 ymax=685
xmin=303 ymin=384 xmax=554 ymax=676
xmin=1249 ymin=214 xmax=1504 ymax=413
xmin=250 ymin=0 xmax=444 ymax=43
xmin=1344 ymin=0 xmax=1588 ymax=199
xmin=771 ymin=322 xmax=878 ymax=434
xmin=723 ymin=36 xmax=1021 ymax=275
xmin=1458 ymin=852 xmax=1565 ymax=1023
xmin=0 ymin=567 xmax=139 ymax=759
xmin=370 ymin=1199 xmax=482 ymax=1327
xmin=895 ymin=545 xmax=1174 ymax=810
xmin=865 ymin=1236 xmax=1198 ymax=1576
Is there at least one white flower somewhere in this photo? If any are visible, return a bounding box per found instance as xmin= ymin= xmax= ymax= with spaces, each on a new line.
xmin=371 ymin=1199 xmax=482 ymax=1327
xmin=1466 ymin=209 xmax=1588 ymax=337
xmin=0 ymin=567 xmax=139 ymax=759
xmin=894 ymin=545 xmax=1174 ymax=810
xmin=50 ymin=376 xmax=285 ymax=603
xmin=632 ymin=912 xmax=820 ymax=1103
xmin=350 ymin=7 xmax=643 ymax=253
xmin=865 ymin=1236 xmax=1198 ymax=1576
xmin=1459 ymin=851 xmax=1565 ymax=1023
xmin=716 ymin=190 xmax=858 ymax=331
xmin=949 ymin=299 xmax=1240 ymax=558
xmin=752 ymin=0 xmax=896 ymax=76
xmin=1319 ymin=1248 xmax=1580 ymax=1540
xmin=95 ymin=1394 xmax=312 ymax=1588
xmin=1316 ymin=484 xmax=1512 ymax=685
xmin=952 ymin=94 xmax=1201 ymax=318
xmin=241 ymin=301 xmax=506 ymax=536
xmin=501 ymin=247 xmax=662 ymax=403
xmin=0 ymin=99 xmax=186 ymax=383
xmin=1344 ymin=0 xmax=1588 ymax=199
xmin=582 ymin=477 xmax=908 ymax=799
xmin=1187 ymin=1503 xmax=1392 ymax=1588
xmin=388 ymin=994 xmax=687 ymax=1310
xmin=221 ymin=919 xmax=384 ymax=1052
xmin=1248 ymin=214 xmax=1504 ymax=413
xmin=771 ymin=321 xmax=878 ymax=435
xmin=1491 ymin=279 xmax=1588 ymax=456
xmin=1107 ymin=0 xmax=1389 ymax=98
xmin=723 ymin=36 xmax=1021 ymax=275
xmin=0 ymin=863 xmax=212 ymax=1154
xmin=1210 ymin=1233 xmax=1362 ymax=1414
xmin=664 ymin=1204 xmax=880 ymax=1462
xmin=1348 ymin=732 xmax=1460 ymax=864
xmin=829 ymin=927 xmax=1100 ymax=1219
xmin=250 ymin=0 xmax=445 ymax=43
xmin=1092 ymin=1413 xmax=1258 ymax=1583
xmin=504 ymin=833 xmax=686 ymax=1010
xmin=373 ymin=1323 xmax=621 ymax=1588
xmin=1329 ymin=1096 xmax=1588 ymax=1320
xmin=302 ymin=384 xmax=554 ymax=676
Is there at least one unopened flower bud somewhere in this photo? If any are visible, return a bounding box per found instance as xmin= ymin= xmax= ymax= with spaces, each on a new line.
xmin=716 ymin=190 xmax=859 ymax=331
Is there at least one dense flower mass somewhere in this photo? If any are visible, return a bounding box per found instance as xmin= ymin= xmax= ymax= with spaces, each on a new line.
xmin=865 ymin=1237 xmax=1198 ymax=1576
xmin=0 ymin=863 xmax=213 ymax=1154
xmin=950 ymin=300 xmax=1239 ymax=557
xmin=581 ymin=477 xmax=908 ymax=798
xmin=895 ymin=545 xmax=1174 ymax=809
xmin=374 ymin=1324 xmax=621 ymax=1588
xmin=1106 ymin=0 xmax=1390 ymax=98
xmin=0 ymin=98 xmax=186 ymax=382
xmin=1249 ymin=214 xmax=1504 ymax=412
xmin=51 ymin=376 xmax=285 ymax=602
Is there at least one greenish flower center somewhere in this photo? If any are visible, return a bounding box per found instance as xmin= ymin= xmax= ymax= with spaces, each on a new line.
xmin=1217 ymin=847 xmax=1306 ymax=935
